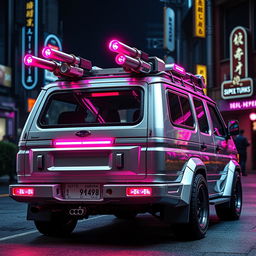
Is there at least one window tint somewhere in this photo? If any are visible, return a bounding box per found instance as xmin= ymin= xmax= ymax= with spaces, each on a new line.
xmin=39 ymin=88 xmax=143 ymax=127
xmin=208 ymin=104 xmax=226 ymax=137
xmin=167 ymin=91 xmax=194 ymax=128
xmin=193 ymin=99 xmax=209 ymax=134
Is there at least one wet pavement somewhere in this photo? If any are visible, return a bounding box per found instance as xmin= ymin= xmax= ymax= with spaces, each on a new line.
xmin=0 ymin=174 xmax=255 ymax=256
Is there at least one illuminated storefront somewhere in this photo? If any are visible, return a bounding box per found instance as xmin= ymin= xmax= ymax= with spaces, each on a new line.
xmin=212 ymin=0 xmax=256 ymax=171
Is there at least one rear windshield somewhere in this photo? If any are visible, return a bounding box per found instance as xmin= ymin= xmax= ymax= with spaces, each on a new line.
xmin=39 ymin=88 xmax=143 ymax=127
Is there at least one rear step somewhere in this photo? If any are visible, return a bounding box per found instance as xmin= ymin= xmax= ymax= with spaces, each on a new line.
xmin=209 ymin=197 xmax=230 ymax=205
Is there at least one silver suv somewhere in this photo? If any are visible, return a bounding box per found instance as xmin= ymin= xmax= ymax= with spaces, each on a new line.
xmin=10 ymin=40 xmax=242 ymax=240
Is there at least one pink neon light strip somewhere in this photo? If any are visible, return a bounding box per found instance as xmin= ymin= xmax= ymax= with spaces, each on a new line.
xmin=91 ymin=92 xmax=120 ymax=97
xmin=54 ymin=139 xmax=113 ymax=147
xmin=173 ymin=64 xmax=186 ymax=75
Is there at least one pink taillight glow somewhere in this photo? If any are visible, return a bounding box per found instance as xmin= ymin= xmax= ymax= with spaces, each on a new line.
xmin=42 ymin=47 xmax=53 ymax=58
xmin=109 ymin=40 xmax=120 ymax=52
xmin=54 ymin=138 xmax=114 ymax=148
xmin=13 ymin=188 xmax=34 ymax=197
xmin=173 ymin=64 xmax=186 ymax=75
xmin=24 ymin=54 xmax=34 ymax=65
xmin=115 ymin=54 xmax=126 ymax=65
xmin=91 ymin=92 xmax=120 ymax=97
xmin=126 ymin=187 xmax=152 ymax=197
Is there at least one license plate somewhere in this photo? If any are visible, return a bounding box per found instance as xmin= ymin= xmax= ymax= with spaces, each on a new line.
xmin=64 ymin=184 xmax=101 ymax=200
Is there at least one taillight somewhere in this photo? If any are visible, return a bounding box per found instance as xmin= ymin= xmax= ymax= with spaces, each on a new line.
xmin=53 ymin=138 xmax=114 ymax=148
xmin=12 ymin=187 xmax=34 ymax=197
xmin=126 ymin=187 xmax=152 ymax=197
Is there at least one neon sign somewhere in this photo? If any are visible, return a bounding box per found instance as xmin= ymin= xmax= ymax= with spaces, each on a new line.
xmin=229 ymin=99 xmax=256 ymax=110
xmin=221 ymin=27 xmax=253 ymax=100
xmin=21 ymin=0 xmax=38 ymax=90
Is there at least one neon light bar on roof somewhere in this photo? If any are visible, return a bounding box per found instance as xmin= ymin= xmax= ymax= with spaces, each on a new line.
xmin=109 ymin=39 xmax=149 ymax=60
xmin=24 ymin=54 xmax=59 ymax=71
xmin=115 ymin=54 xmax=126 ymax=65
xmin=173 ymin=64 xmax=186 ymax=75
xmin=109 ymin=40 xmax=137 ymax=57
xmin=42 ymin=47 xmax=79 ymax=64
xmin=115 ymin=54 xmax=151 ymax=73
xmin=54 ymin=139 xmax=113 ymax=147
xmin=91 ymin=92 xmax=120 ymax=97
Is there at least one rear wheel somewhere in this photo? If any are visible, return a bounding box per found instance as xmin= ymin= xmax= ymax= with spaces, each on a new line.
xmin=173 ymin=174 xmax=209 ymax=240
xmin=215 ymin=171 xmax=242 ymax=220
xmin=34 ymin=213 xmax=77 ymax=237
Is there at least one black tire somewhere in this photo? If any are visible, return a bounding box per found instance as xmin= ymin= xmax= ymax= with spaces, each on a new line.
xmin=114 ymin=212 xmax=137 ymax=220
xmin=173 ymin=174 xmax=209 ymax=240
xmin=215 ymin=171 xmax=242 ymax=220
xmin=34 ymin=213 xmax=77 ymax=237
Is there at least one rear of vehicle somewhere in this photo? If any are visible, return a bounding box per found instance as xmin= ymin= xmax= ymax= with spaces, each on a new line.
xmin=11 ymin=80 xmax=150 ymax=190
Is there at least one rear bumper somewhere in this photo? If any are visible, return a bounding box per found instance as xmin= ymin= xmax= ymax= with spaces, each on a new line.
xmin=9 ymin=182 xmax=190 ymax=207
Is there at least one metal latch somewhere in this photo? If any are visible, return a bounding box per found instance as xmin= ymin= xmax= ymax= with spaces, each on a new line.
xmin=37 ymin=155 xmax=44 ymax=170
xmin=116 ymin=153 xmax=124 ymax=169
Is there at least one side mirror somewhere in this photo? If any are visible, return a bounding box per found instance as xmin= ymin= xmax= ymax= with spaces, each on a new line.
xmin=227 ymin=120 xmax=239 ymax=136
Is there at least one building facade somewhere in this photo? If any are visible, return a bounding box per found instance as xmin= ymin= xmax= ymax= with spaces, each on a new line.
xmin=0 ymin=0 xmax=62 ymax=142
xmin=210 ymin=0 xmax=256 ymax=170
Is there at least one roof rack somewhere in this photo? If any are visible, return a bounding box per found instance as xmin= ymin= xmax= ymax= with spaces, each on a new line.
xmin=23 ymin=40 xmax=206 ymax=94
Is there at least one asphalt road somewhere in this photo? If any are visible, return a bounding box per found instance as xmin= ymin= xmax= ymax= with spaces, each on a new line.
xmin=0 ymin=175 xmax=256 ymax=256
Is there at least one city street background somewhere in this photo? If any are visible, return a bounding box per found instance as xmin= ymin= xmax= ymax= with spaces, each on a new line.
xmin=0 ymin=174 xmax=255 ymax=256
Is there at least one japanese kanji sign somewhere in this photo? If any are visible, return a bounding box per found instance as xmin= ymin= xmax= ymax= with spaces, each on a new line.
xmin=221 ymin=26 xmax=253 ymax=99
xmin=196 ymin=64 xmax=207 ymax=94
xmin=21 ymin=0 xmax=38 ymax=90
xmin=231 ymin=27 xmax=247 ymax=78
xmin=194 ymin=0 xmax=206 ymax=38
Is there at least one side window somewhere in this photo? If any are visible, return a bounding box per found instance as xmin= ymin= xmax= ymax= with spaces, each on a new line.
xmin=167 ymin=91 xmax=194 ymax=129
xmin=193 ymin=99 xmax=209 ymax=134
xmin=208 ymin=104 xmax=226 ymax=137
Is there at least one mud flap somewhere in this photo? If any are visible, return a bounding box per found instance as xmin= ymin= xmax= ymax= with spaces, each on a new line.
xmin=162 ymin=205 xmax=190 ymax=224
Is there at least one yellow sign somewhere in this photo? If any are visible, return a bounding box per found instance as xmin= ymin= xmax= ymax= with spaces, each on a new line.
xmin=196 ymin=64 xmax=207 ymax=94
xmin=27 ymin=98 xmax=36 ymax=112
xmin=194 ymin=0 xmax=206 ymax=38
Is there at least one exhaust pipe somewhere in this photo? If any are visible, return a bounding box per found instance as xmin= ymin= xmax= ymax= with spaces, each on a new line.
xmin=69 ymin=207 xmax=86 ymax=216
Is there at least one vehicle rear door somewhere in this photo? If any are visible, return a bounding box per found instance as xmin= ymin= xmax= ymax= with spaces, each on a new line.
xmin=24 ymin=82 xmax=148 ymax=183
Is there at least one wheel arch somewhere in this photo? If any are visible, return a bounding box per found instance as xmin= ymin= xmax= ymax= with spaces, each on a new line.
xmin=223 ymin=160 xmax=241 ymax=197
xmin=180 ymin=157 xmax=207 ymax=205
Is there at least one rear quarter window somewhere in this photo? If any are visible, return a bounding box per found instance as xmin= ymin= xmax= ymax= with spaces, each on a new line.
xmin=167 ymin=90 xmax=194 ymax=129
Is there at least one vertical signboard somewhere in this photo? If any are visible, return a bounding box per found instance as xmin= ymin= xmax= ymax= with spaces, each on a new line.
xmin=44 ymin=34 xmax=62 ymax=84
xmin=196 ymin=64 xmax=207 ymax=94
xmin=230 ymin=27 xmax=248 ymax=79
xmin=21 ymin=0 xmax=38 ymax=90
xmin=194 ymin=0 xmax=206 ymax=38
xmin=164 ymin=7 xmax=175 ymax=52
xmin=221 ymin=26 xmax=253 ymax=99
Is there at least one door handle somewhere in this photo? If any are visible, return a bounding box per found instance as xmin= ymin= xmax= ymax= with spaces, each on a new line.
xmin=201 ymin=144 xmax=207 ymax=150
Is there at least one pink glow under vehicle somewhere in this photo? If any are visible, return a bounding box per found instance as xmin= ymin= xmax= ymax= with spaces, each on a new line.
xmin=10 ymin=40 xmax=242 ymax=240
